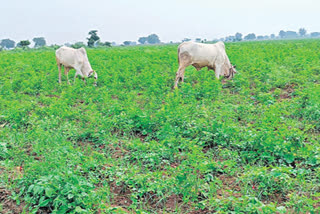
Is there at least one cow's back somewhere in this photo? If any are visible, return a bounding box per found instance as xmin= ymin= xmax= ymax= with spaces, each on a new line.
xmin=56 ymin=46 xmax=85 ymax=68
xmin=179 ymin=42 xmax=224 ymax=65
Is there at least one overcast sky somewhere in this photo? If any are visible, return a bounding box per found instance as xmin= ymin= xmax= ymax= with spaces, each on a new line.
xmin=1 ymin=0 xmax=319 ymax=45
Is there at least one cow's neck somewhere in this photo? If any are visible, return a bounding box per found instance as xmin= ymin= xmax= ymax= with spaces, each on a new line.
xmin=222 ymin=57 xmax=232 ymax=75
xmin=81 ymin=61 xmax=93 ymax=76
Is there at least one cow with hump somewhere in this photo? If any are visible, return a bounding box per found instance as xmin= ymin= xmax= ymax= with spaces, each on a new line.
xmin=55 ymin=46 xmax=98 ymax=86
xmin=174 ymin=41 xmax=236 ymax=88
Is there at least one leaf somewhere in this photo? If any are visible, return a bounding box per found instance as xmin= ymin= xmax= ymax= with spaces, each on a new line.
xmin=39 ymin=199 xmax=50 ymax=207
xmin=45 ymin=187 xmax=55 ymax=198
xmin=67 ymin=194 xmax=74 ymax=199
xmin=27 ymin=185 xmax=34 ymax=193
xmin=33 ymin=185 xmax=43 ymax=195
xmin=75 ymin=206 xmax=86 ymax=213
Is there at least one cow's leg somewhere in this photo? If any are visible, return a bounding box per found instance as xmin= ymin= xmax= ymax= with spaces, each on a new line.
xmin=74 ymin=70 xmax=84 ymax=85
xmin=181 ymin=67 xmax=187 ymax=82
xmin=58 ymin=64 xmax=62 ymax=84
xmin=215 ymin=64 xmax=222 ymax=79
xmin=174 ymin=65 xmax=187 ymax=88
xmin=74 ymin=72 xmax=79 ymax=84
xmin=65 ymin=67 xmax=71 ymax=85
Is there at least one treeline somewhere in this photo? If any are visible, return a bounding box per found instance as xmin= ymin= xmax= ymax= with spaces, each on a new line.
xmin=0 ymin=31 xmax=109 ymax=50
xmin=0 ymin=37 xmax=46 ymax=50
xmin=1 ymin=28 xmax=320 ymax=50
xmin=0 ymin=30 xmax=163 ymax=50
xmin=222 ymin=28 xmax=320 ymax=42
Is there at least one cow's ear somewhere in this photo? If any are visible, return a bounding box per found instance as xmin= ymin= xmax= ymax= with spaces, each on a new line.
xmin=233 ymin=65 xmax=237 ymax=68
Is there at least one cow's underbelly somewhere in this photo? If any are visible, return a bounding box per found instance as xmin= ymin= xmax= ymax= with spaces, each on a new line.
xmin=192 ymin=63 xmax=215 ymax=71
xmin=191 ymin=57 xmax=213 ymax=70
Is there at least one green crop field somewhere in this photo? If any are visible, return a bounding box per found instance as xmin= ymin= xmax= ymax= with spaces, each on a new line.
xmin=0 ymin=39 xmax=320 ymax=213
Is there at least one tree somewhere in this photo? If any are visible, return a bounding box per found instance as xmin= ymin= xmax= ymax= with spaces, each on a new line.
xmin=147 ymin=34 xmax=160 ymax=44
xmin=235 ymin=32 xmax=242 ymax=41
xmin=182 ymin=38 xmax=191 ymax=42
xmin=310 ymin=32 xmax=320 ymax=38
xmin=123 ymin=41 xmax=131 ymax=46
xmin=257 ymin=35 xmax=264 ymax=40
xmin=102 ymin=41 xmax=111 ymax=47
xmin=96 ymin=41 xmax=111 ymax=47
xmin=299 ymin=28 xmax=307 ymax=37
xmin=195 ymin=38 xmax=201 ymax=42
xmin=225 ymin=36 xmax=235 ymax=42
xmin=17 ymin=40 xmax=31 ymax=49
xmin=270 ymin=34 xmax=275 ymax=39
xmin=71 ymin=42 xmax=86 ymax=49
xmin=138 ymin=37 xmax=147 ymax=44
xmin=87 ymin=30 xmax=100 ymax=47
xmin=279 ymin=30 xmax=286 ymax=38
xmin=244 ymin=33 xmax=256 ymax=40
xmin=0 ymin=39 xmax=15 ymax=49
xmin=279 ymin=30 xmax=298 ymax=39
xmin=33 ymin=37 xmax=46 ymax=48
xmin=50 ymin=44 xmax=60 ymax=50
xmin=286 ymin=31 xmax=298 ymax=38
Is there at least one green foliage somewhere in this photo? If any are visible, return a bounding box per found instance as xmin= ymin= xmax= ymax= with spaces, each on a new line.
xmin=97 ymin=41 xmax=111 ymax=47
xmin=241 ymin=167 xmax=294 ymax=200
xmin=0 ymin=39 xmax=320 ymax=213
xmin=71 ymin=42 xmax=86 ymax=49
xmin=17 ymin=40 xmax=31 ymax=49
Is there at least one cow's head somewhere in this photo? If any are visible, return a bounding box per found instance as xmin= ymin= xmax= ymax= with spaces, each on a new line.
xmin=88 ymin=70 xmax=94 ymax=78
xmin=88 ymin=70 xmax=98 ymax=86
xmin=225 ymin=65 xmax=237 ymax=79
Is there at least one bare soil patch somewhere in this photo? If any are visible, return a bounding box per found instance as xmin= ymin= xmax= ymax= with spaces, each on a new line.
xmin=0 ymin=187 xmax=25 ymax=214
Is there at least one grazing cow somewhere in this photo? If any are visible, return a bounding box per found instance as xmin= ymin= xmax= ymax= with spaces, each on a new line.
xmin=174 ymin=41 xmax=236 ymax=88
xmin=55 ymin=46 xmax=98 ymax=86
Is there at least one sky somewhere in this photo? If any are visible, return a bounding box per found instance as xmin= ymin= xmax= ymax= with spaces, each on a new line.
xmin=1 ymin=0 xmax=319 ymax=45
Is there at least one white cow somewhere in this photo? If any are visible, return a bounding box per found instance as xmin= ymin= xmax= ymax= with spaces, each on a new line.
xmin=55 ymin=46 xmax=98 ymax=85
xmin=174 ymin=41 xmax=236 ymax=88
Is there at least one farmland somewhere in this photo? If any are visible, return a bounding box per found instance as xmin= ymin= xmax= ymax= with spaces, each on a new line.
xmin=0 ymin=39 xmax=320 ymax=213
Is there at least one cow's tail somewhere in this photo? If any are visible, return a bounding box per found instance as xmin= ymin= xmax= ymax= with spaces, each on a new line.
xmin=177 ymin=46 xmax=180 ymax=64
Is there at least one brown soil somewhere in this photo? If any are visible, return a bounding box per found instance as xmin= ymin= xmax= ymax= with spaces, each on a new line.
xmin=272 ymin=84 xmax=296 ymax=100
xmin=312 ymin=196 xmax=320 ymax=209
xmin=188 ymin=208 xmax=212 ymax=214
xmin=170 ymin=162 xmax=180 ymax=169
xmin=111 ymin=146 xmax=127 ymax=159
xmin=221 ymin=79 xmax=227 ymax=85
xmin=164 ymin=194 xmax=183 ymax=211
xmin=0 ymin=187 xmax=25 ymax=214
xmin=109 ymin=182 xmax=132 ymax=209
xmin=111 ymin=95 xmax=118 ymax=100
xmin=133 ymin=131 xmax=148 ymax=142
xmin=262 ymin=192 xmax=288 ymax=206
xmin=46 ymin=94 xmax=60 ymax=98
xmin=218 ymin=174 xmax=242 ymax=197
